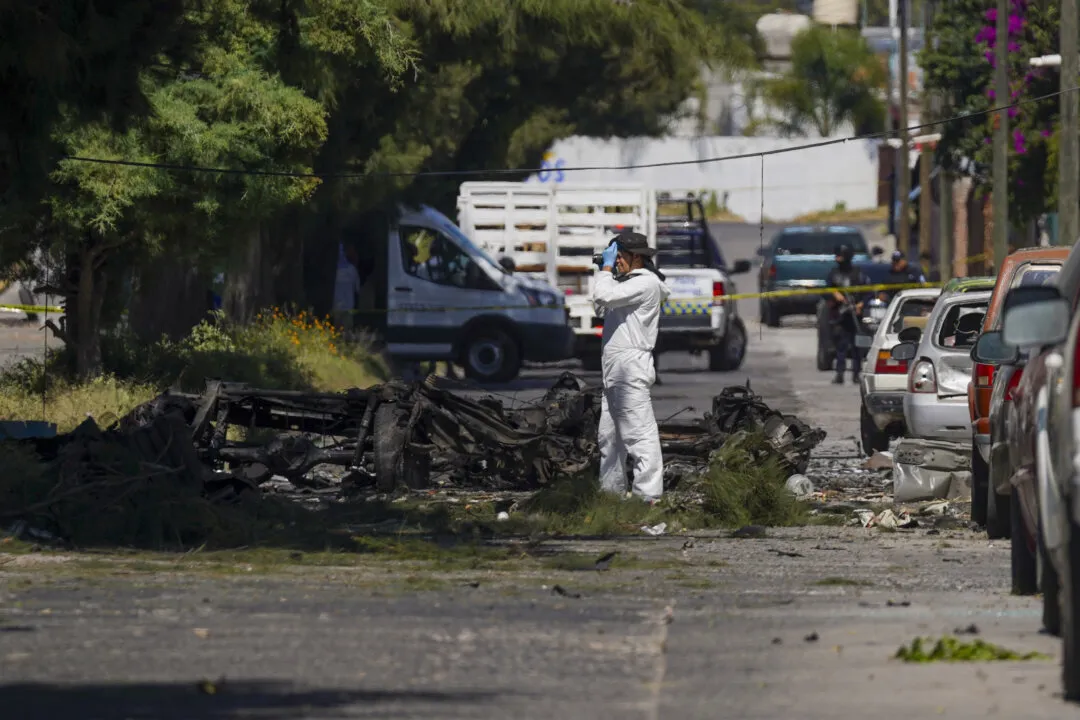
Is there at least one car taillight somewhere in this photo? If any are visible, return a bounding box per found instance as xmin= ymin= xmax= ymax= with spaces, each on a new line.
xmin=975 ymin=362 xmax=995 ymax=389
xmin=1005 ymin=368 xmax=1023 ymax=402
xmin=909 ymin=359 xmax=937 ymax=393
xmin=768 ymin=265 xmax=777 ymax=279
xmin=874 ymin=350 xmax=907 ymax=374
xmin=712 ymin=281 xmax=725 ymax=306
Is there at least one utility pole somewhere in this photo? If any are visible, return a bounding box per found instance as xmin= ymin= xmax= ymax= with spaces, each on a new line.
xmin=991 ymin=0 xmax=1009 ymax=269
xmin=1061 ymin=0 xmax=1079 ymax=246
xmin=897 ymin=0 xmax=911 ymax=255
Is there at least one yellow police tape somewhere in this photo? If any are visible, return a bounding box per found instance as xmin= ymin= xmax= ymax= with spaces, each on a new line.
xmin=0 ymin=280 xmax=972 ymax=317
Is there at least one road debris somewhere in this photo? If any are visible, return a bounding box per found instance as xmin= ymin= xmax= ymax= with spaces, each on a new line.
xmin=594 ymin=551 xmax=617 ymax=571
xmin=784 ymin=474 xmax=815 ymax=497
xmin=552 ymin=585 xmax=582 ymax=599
xmin=641 ymin=522 xmax=667 ymax=536
xmin=893 ymin=439 xmax=972 ymax=503
xmin=731 ymin=525 xmax=768 ymax=539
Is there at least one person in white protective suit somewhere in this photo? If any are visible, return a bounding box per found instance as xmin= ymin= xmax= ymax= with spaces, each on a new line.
xmin=593 ymin=232 xmax=671 ymax=502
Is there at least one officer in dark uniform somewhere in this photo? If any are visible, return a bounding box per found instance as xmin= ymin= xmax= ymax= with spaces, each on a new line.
xmin=826 ymin=244 xmax=870 ymax=384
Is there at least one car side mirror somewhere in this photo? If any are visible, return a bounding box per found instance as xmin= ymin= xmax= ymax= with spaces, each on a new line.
xmin=731 ymin=259 xmax=752 ymax=275
xmin=897 ymin=326 xmax=922 ymax=343
xmin=1002 ymin=298 xmax=1070 ymax=348
xmin=756 ymin=247 xmax=767 ymax=257
xmin=871 ymin=246 xmax=885 ymax=257
xmin=891 ymin=342 xmax=917 ymax=361
xmin=970 ymin=330 xmax=1019 ymax=365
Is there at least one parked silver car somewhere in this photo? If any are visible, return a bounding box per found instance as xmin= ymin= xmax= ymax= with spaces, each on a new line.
xmin=891 ymin=290 xmax=991 ymax=443
xmin=858 ymin=288 xmax=941 ymax=453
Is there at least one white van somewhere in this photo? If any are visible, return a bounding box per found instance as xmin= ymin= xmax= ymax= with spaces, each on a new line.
xmin=350 ymin=205 xmax=574 ymax=383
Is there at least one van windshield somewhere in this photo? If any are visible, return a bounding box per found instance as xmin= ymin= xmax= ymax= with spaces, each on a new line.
xmin=439 ymin=218 xmax=508 ymax=276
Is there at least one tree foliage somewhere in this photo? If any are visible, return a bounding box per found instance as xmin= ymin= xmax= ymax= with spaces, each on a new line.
xmin=0 ymin=0 xmax=749 ymax=379
xmin=920 ymin=0 xmax=1061 ymax=225
xmin=760 ymin=25 xmax=886 ymax=137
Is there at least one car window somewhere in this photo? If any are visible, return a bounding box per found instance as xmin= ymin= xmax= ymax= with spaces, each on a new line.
xmin=399 ymin=225 xmax=487 ymax=290
xmin=935 ymin=303 xmax=988 ymax=349
xmin=773 ymin=232 xmax=868 ymax=255
xmin=1011 ymin=262 xmax=1061 ymax=289
xmin=890 ymin=297 xmax=936 ymax=333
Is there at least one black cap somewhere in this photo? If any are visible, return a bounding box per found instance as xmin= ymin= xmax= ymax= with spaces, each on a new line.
xmin=613 ymin=231 xmax=658 ymax=257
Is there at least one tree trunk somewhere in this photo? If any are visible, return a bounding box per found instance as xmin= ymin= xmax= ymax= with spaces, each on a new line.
xmin=74 ymin=248 xmax=104 ymax=379
xmin=129 ymin=253 xmax=212 ymax=343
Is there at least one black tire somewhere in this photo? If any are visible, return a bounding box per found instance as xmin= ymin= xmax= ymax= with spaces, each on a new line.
xmin=461 ymin=327 xmax=521 ymax=383
xmin=373 ymin=404 xmax=429 ymax=492
xmin=816 ymin=339 xmax=834 ymax=372
xmin=987 ymin=485 xmax=1011 ymax=540
xmin=1042 ymin=517 xmax=1062 ymax=635
xmin=859 ymin=405 xmax=889 ymax=456
xmin=581 ymin=352 xmax=602 ymax=373
xmin=1010 ymin=488 xmax=1037 ymax=595
xmin=1062 ymin=513 xmax=1080 ymax=700
xmin=971 ymin=442 xmax=989 ymax=527
xmin=709 ymin=318 xmax=747 ymax=372
xmin=761 ymin=299 xmax=780 ymax=328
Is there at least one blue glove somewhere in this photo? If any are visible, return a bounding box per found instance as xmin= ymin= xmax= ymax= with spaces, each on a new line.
xmin=601 ymin=243 xmax=619 ymax=269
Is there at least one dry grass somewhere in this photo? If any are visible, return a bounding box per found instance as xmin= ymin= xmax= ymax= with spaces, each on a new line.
xmin=0 ymin=376 xmax=156 ymax=432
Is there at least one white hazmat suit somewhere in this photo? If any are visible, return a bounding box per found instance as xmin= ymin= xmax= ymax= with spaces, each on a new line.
xmin=593 ymin=267 xmax=671 ymax=500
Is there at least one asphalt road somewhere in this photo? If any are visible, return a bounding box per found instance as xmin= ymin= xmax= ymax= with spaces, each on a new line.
xmin=3 ymin=222 xmax=1075 ymax=719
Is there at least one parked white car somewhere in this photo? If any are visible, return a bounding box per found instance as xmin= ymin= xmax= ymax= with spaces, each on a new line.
xmin=858 ymin=288 xmax=942 ymax=453
xmin=891 ymin=290 xmax=991 ymax=443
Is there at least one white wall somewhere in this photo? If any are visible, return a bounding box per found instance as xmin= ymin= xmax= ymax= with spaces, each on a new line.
xmin=529 ymin=136 xmax=881 ymax=223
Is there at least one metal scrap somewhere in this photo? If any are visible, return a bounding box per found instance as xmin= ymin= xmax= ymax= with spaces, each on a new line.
xmin=6 ymin=374 xmax=826 ymax=502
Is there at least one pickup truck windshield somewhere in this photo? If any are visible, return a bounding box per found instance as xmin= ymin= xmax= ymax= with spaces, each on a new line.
xmin=774 ymin=232 xmax=868 ymax=256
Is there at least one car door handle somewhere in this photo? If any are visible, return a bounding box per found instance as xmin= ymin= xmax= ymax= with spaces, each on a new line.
xmin=394 ymin=286 xmax=412 ymax=292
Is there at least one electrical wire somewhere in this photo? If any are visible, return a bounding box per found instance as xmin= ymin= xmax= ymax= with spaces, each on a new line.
xmin=59 ymin=85 xmax=1080 ymax=180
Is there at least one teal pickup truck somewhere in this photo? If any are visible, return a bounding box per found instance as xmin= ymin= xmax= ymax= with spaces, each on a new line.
xmin=757 ymin=225 xmax=882 ymax=327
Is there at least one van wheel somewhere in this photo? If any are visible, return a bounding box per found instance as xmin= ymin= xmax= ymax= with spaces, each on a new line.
xmin=462 ymin=328 xmax=520 ymax=384
xmin=971 ymin=442 xmax=989 ymax=527
xmin=709 ymin=318 xmax=747 ymax=372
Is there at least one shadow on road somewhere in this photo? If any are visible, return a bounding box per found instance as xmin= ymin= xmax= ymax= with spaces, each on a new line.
xmin=0 ymin=680 xmax=500 ymax=720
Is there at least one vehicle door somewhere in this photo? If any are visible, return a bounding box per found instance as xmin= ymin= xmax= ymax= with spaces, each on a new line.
xmin=387 ymin=221 xmax=504 ymax=359
xmin=932 ymin=300 xmax=989 ymax=400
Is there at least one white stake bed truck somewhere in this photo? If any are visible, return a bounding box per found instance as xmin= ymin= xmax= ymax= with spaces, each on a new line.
xmin=456 ymin=182 xmax=752 ymax=372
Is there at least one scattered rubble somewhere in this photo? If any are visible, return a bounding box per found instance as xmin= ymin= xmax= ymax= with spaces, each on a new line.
xmin=893 ymin=439 xmax=972 ymax=503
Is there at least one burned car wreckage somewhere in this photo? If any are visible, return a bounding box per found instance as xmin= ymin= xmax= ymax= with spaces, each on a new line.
xmin=16 ymin=373 xmax=826 ymax=502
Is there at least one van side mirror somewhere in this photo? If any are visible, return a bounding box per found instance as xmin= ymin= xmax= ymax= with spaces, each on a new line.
xmin=731 ymin=259 xmax=752 ymax=275
xmin=970 ymin=330 xmax=1019 ymax=365
xmin=499 ymin=256 xmax=516 ymax=273
xmin=891 ymin=342 xmax=917 ymax=361
xmin=756 ymin=247 xmax=768 ymax=257
xmin=897 ymin=326 xmax=922 ymax=343
xmin=1002 ymin=298 xmax=1070 ymax=348
xmin=871 ymin=246 xmax=885 ymax=257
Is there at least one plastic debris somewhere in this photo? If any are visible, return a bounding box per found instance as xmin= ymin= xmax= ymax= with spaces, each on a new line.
xmin=642 ymin=522 xmax=667 ymax=536
xmin=785 ymin=474 xmax=815 ymax=497
xmin=496 ymin=511 xmax=510 ymax=521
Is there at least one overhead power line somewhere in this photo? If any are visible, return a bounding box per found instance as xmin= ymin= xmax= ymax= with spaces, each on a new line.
xmin=60 ymin=85 xmax=1080 ymax=180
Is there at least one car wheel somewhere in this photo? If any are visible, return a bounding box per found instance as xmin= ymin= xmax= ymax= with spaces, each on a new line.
xmin=709 ymin=318 xmax=747 ymax=372
xmin=761 ymin=300 xmax=780 ymax=328
xmin=971 ymin=441 xmax=989 ymax=527
xmin=462 ymin=328 xmax=521 ymax=383
xmin=373 ymin=404 xmax=429 ymax=492
xmin=1010 ymin=487 xmax=1037 ymax=595
xmin=1042 ymin=517 xmax=1062 ymax=635
xmin=859 ymin=405 xmax=889 ymax=455
xmin=1062 ymin=512 xmax=1080 ymax=700
xmin=987 ymin=486 xmax=1011 ymax=540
